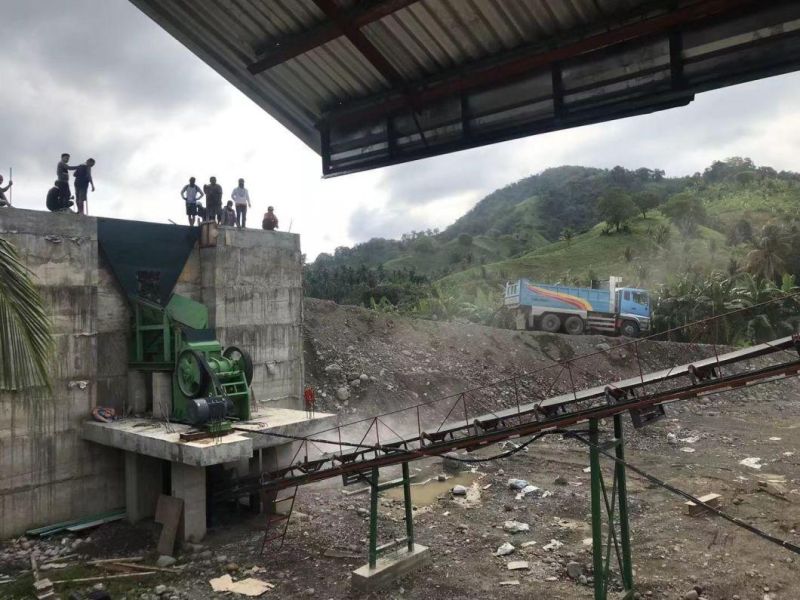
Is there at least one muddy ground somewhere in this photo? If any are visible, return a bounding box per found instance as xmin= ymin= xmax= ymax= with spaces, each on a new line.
xmin=2 ymin=300 xmax=800 ymax=599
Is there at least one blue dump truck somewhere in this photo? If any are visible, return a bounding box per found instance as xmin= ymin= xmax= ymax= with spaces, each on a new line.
xmin=504 ymin=277 xmax=651 ymax=337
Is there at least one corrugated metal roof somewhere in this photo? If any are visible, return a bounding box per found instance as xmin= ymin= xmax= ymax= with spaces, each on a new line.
xmin=130 ymin=0 xmax=800 ymax=175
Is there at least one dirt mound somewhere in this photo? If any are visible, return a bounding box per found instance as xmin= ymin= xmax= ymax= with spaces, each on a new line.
xmin=304 ymin=298 xmax=713 ymax=423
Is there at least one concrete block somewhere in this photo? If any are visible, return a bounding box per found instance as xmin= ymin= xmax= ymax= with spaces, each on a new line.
xmin=352 ymin=545 xmax=431 ymax=592
xmin=171 ymin=462 xmax=206 ymax=542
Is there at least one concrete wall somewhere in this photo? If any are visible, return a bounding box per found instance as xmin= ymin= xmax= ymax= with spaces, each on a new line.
xmin=201 ymin=227 xmax=304 ymax=409
xmin=0 ymin=209 xmax=303 ymax=537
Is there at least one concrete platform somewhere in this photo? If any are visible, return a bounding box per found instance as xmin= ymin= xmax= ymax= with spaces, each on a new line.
xmin=352 ymin=545 xmax=431 ymax=592
xmin=82 ymin=407 xmax=336 ymax=467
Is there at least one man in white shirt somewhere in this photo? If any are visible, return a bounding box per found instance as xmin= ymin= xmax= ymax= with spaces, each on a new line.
xmin=231 ymin=178 xmax=251 ymax=228
xmin=180 ymin=176 xmax=204 ymax=226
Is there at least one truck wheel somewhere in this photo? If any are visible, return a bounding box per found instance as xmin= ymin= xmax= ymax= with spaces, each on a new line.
xmin=540 ymin=313 xmax=561 ymax=333
xmin=620 ymin=321 xmax=639 ymax=337
xmin=564 ymin=316 xmax=585 ymax=335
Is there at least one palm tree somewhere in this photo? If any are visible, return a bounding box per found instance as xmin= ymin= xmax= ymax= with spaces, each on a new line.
xmin=745 ymin=225 xmax=790 ymax=283
xmin=0 ymin=238 xmax=53 ymax=390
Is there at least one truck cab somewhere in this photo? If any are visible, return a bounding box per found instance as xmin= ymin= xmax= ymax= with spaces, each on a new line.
xmin=615 ymin=287 xmax=651 ymax=337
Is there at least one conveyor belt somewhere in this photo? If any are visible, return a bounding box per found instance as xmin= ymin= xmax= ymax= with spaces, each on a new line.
xmin=219 ymin=334 xmax=800 ymax=498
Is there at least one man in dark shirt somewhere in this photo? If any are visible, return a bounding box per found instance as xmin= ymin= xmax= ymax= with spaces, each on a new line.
xmin=73 ymin=158 xmax=95 ymax=215
xmin=203 ymin=176 xmax=223 ymax=224
xmin=221 ymin=200 xmax=237 ymax=226
xmin=56 ymin=153 xmax=77 ymax=206
xmin=262 ymin=206 xmax=279 ymax=231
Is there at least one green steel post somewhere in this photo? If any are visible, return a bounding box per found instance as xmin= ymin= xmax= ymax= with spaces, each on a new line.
xmin=614 ymin=414 xmax=634 ymax=592
xmin=402 ymin=462 xmax=414 ymax=552
xmin=590 ymin=418 xmax=604 ymax=600
xmin=369 ymin=467 xmax=379 ymax=569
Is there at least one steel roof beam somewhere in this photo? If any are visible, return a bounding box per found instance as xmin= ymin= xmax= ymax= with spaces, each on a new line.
xmin=323 ymin=0 xmax=761 ymax=127
xmin=248 ymin=0 xmax=418 ymax=75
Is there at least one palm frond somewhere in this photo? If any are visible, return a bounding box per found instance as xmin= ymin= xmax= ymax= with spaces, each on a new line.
xmin=0 ymin=238 xmax=53 ymax=391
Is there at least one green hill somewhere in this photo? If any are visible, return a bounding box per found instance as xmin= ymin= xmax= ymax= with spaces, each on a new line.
xmin=305 ymin=158 xmax=800 ymax=316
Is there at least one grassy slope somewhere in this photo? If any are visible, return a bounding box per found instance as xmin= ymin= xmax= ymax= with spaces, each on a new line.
xmin=440 ymin=212 xmax=732 ymax=292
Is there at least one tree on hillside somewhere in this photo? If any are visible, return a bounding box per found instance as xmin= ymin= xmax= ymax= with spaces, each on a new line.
xmin=0 ymin=238 xmax=53 ymax=391
xmin=632 ymin=190 xmax=660 ymax=218
xmin=559 ymin=227 xmax=575 ymax=246
xmin=745 ymin=225 xmax=790 ymax=283
xmin=597 ymin=188 xmax=637 ymax=232
xmin=662 ymin=192 xmax=707 ymax=235
xmin=458 ymin=233 xmax=473 ymax=247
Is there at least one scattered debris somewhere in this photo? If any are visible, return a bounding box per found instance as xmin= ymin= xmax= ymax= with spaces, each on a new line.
xmin=209 ymin=574 xmax=275 ymax=596
xmin=452 ymin=485 xmax=467 ymax=496
xmin=499 ymin=580 xmax=520 ymax=586
xmin=680 ymin=447 xmax=696 ymax=453
xmin=553 ymin=476 xmax=568 ymax=486
xmin=506 ymin=561 xmax=529 ymax=570
xmin=51 ymin=572 xmax=156 ymax=584
xmin=521 ymin=541 xmax=537 ymax=548
xmin=502 ymin=520 xmax=530 ymax=534
xmin=495 ymin=542 xmax=515 ymax=556
xmin=507 ymin=479 xmax=529 ymax=490
xmin=667 ymin=432 xmax=678 ymax=445
xmin=566 ymin=561 xmax=583 ymax=579
xmin=25 ymin=509 xmax=125 ymax=537
xmin=684 ymin=493 xmax=722 ymax=516
xmin=543 ymin=539 xmax=563 ymax=551
xmin=739 ymin=457 xmax=764 ymax=470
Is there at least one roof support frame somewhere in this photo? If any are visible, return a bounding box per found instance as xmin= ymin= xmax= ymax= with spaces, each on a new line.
xmin=321 ymin=0 xmax=761 ymax=128
xmin=248 ymin=0 xmax=419 ymax=75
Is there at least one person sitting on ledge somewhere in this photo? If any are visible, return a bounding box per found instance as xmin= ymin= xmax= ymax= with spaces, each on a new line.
xmin=262 ymin=206 xmax=278 ymax=231
xmin=221 ymin=200 xmax=237 ymax=226
xmin=46 ymin=181 xmax=74 ymax=212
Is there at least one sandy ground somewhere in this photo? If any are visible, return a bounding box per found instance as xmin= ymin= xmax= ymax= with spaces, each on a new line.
xmin=3 ymin=300 xmax=800 ymax=599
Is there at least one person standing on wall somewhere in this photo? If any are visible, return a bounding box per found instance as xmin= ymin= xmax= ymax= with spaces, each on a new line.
xmin=231 ymin=178 xmax=251 ymax=228
xmin=73 ymin=158 xmax=95 ymax=215
xmin=181 ymin=176 xmax=204 ymax=226
xmin=56 ymin=153 xmax=77 ymax=206
xmin=262 ymin=206 xmax=278 ymax=231
xmin=0 ymin=175 xmax=12 ymax=207
xmin=203 ymin=176 xmax=223 ymax=224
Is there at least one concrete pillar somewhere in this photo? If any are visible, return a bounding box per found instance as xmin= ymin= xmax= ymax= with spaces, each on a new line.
xmin=171 ymin=463 xmax=206 ymax=542
xmin=249 ymin=450 xmax=263 ymax=513
xmin=125 ymin=452 xmax=162 ymax=523
xmin=152 ymin=372 xmax=172 ymax=419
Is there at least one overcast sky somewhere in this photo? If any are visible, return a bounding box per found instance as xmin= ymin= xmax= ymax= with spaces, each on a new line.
xmin=1 ymin=1 xmax=799 ymax=260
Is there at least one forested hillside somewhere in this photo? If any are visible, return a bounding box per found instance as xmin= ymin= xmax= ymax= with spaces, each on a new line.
xmin=305 ymin=158 xmax=800 ymax=343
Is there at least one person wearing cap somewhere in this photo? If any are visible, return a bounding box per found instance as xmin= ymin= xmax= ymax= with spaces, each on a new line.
xmin=231 ymin=178 xmax=251 ymax=228
xmin=262 ymin=206 xmax=278 ymax=231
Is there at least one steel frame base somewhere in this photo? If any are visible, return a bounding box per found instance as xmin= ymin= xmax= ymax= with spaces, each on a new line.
xmin=589 ymin=415 xmax=634 ymax=599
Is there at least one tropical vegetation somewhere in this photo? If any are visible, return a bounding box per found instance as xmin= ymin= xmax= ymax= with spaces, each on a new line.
xmin=0 ymin=238 xmax=53 ymax=390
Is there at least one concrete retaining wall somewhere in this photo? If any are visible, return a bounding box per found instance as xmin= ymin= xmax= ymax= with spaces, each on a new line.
xmin=0 ymin=209 xmax=303 ymax=537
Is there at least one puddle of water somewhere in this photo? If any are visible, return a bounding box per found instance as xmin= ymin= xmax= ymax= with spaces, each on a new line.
xmin=384 ymin=471 xmax=479 ymax=506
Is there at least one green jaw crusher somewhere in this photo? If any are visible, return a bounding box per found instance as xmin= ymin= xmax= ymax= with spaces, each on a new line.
xmin=131 ymin=293 xmax=253 ymax=433
xmin=97 ymin=218 xmax=253 ymax=434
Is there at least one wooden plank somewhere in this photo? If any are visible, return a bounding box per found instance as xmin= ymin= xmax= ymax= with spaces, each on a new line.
xmin=155 ymin=495 xmax=184 ymax=556
xmin=685 ymin=493 xmax=721 ymax=516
